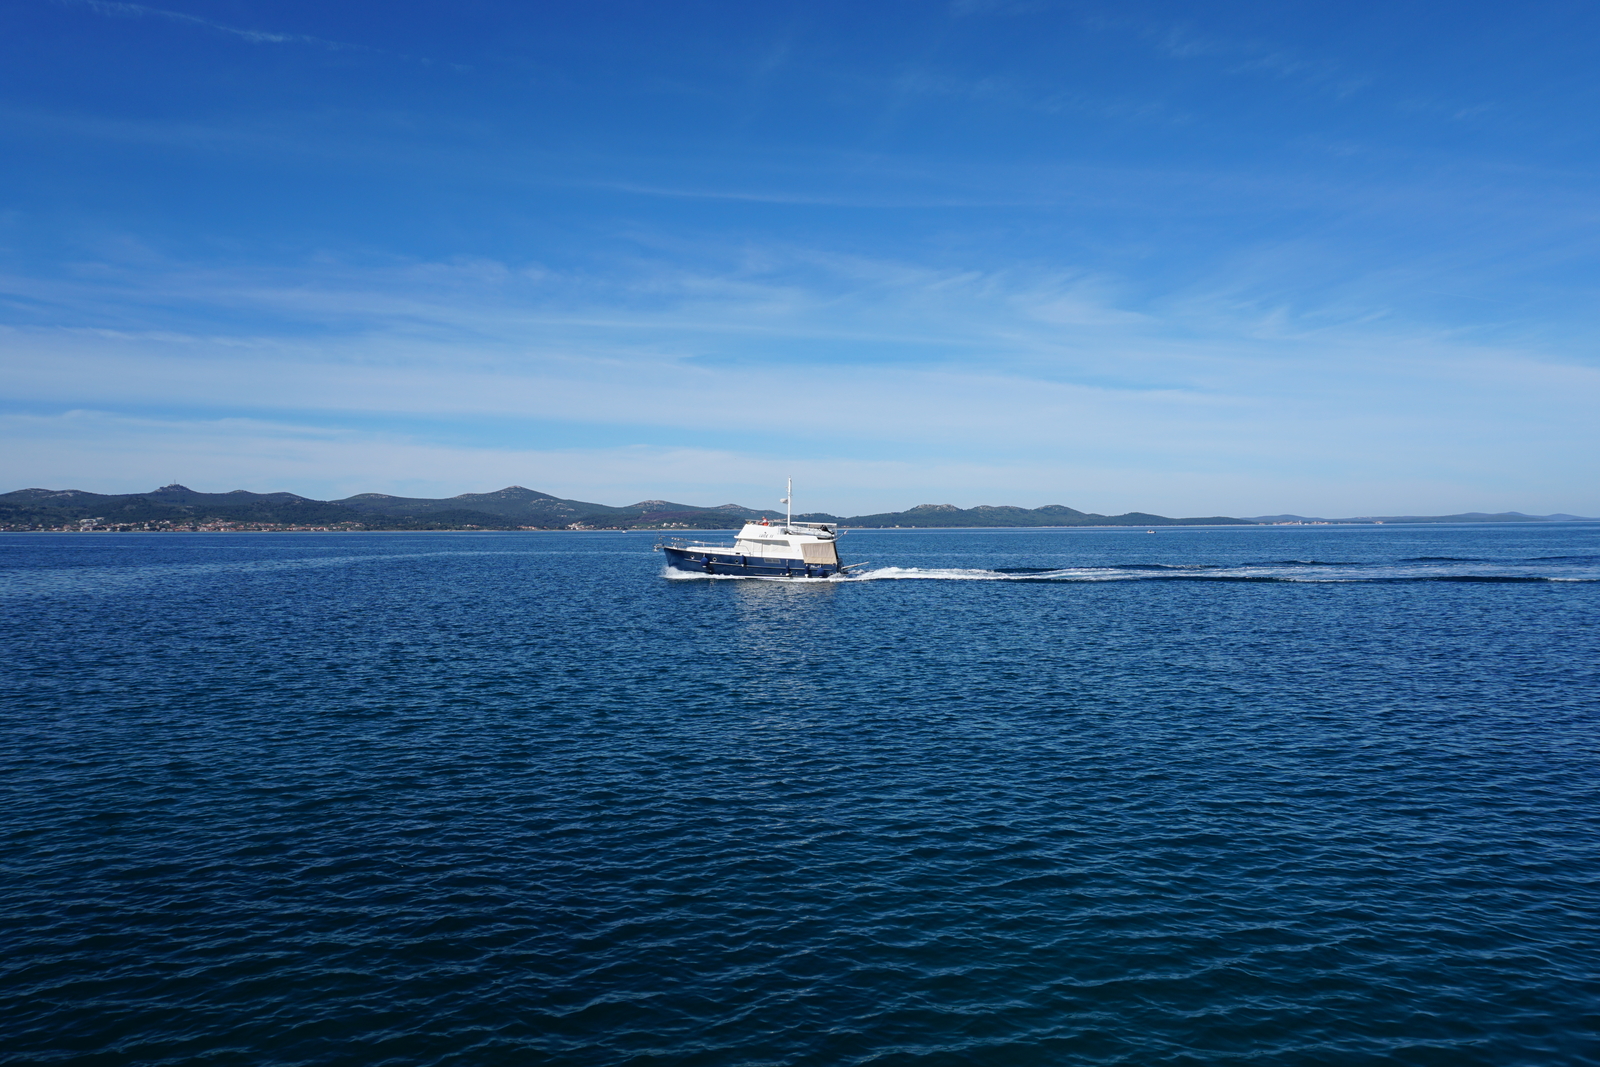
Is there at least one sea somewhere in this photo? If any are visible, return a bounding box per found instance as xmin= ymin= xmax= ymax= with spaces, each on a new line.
xmin=3 ymin=523 xmax=1598 ymax=1066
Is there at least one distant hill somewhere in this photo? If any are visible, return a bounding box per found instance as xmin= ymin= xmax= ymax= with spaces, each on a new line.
xmin=0 ymin=486 xmax=362 ymax=528
xmin=1346 ymin=511 xmax=1597 ymax=523
xmin=331 ymin=488 xmax=788 ymax=528
xmin=1249 ymin=511 xmax=1595 ymax=524
xmin=0 ymin=487 xmax=1258 ymax=531
xmin=0 ymin=484 xmax=787 ymax=531
xmin=3 ymin=485 xmax=1593 ymax=531
xmin=834 ymin=503 xmax=1255 ymax=527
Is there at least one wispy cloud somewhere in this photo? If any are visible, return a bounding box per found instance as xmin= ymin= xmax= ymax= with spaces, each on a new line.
xmin=3 ymin=234 xmax=1597 ymax=515
xmin=7 ymin=407 xmax=1579 ymax=518
xmin=1084 ymin=14 xmax=1375 ymax=99
xmin=63 ymin=0 xmax=371 ymax=51
xmin=58 ymin=0 xmax=469 ymax=69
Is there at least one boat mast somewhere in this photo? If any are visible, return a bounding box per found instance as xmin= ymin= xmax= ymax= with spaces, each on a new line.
xmin=783 ymin=477 xmax=792 ymax=530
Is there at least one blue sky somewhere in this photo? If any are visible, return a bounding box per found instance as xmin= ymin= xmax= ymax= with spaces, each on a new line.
xmin=3 ymin=0 xmax=1598 ymax=515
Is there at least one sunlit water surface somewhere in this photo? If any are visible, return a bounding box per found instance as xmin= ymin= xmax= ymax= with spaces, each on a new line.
xmin=3 ymin=524 xmax=1598 ymax=1065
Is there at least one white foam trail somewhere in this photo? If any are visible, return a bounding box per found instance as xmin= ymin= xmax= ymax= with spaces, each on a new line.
xmin=662 ymin=567 xmax=842 ymax=582
xmin=667 ymin=564 xmax=1600 ymax=584
xmin=844 ymin=566 xmax=1111 ymax=581
xmin=844 ymin=566 xmax=1007 ymax=581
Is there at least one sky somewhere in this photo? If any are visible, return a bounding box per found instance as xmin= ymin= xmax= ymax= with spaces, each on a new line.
xmin=3 ymin=0 xmax=1599 ymax=516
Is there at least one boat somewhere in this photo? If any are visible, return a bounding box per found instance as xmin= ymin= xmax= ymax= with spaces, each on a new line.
xmin=655 ymin=479 xmax=854 ymax=579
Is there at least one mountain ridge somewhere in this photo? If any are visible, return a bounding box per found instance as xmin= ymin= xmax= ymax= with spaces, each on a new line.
xmin=2 ymin=484 xmax=1593 ymax=531
xmin=1247 ymin=511 xmax=1595 ymax=524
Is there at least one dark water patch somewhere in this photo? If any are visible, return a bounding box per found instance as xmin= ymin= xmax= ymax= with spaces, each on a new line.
xmin=1408 ymin=574 xmax=1572 ymax=583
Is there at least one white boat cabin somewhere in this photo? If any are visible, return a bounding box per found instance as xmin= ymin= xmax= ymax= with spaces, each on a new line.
xmin=731 ymin=520 xmax=840 ymax=565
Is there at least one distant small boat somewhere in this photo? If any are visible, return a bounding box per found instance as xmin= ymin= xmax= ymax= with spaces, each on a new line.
xmin=655 ymin=479 xmax=854 ymax=579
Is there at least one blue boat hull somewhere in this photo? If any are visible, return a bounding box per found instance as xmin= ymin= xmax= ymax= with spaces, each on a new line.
xmin=662 ymin=546 xmax=840 ymax=579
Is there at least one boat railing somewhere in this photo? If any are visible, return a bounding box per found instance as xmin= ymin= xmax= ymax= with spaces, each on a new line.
xmin=653 ymin=536 xmax=723 ymax=552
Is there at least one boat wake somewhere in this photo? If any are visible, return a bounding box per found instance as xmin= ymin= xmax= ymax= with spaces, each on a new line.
xmin=842 ymin=559 xmax=1599 ymax=584
xmin=662 ymin=553 xmax=1599 ymax=584
xmin=662 ymin=568 xmax=846 ymax=582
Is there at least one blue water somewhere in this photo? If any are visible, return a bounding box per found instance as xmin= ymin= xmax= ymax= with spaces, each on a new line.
xmin=3 ymin=524 xmax=1599 ymax=1066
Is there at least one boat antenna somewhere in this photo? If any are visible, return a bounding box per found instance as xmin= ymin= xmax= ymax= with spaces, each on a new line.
xmin=781 ymin=477 xmax=792 ymax=531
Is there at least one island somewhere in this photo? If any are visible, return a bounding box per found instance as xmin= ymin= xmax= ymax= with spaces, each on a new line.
xmin=0 ymin=484 xmax=1589 ymax=532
